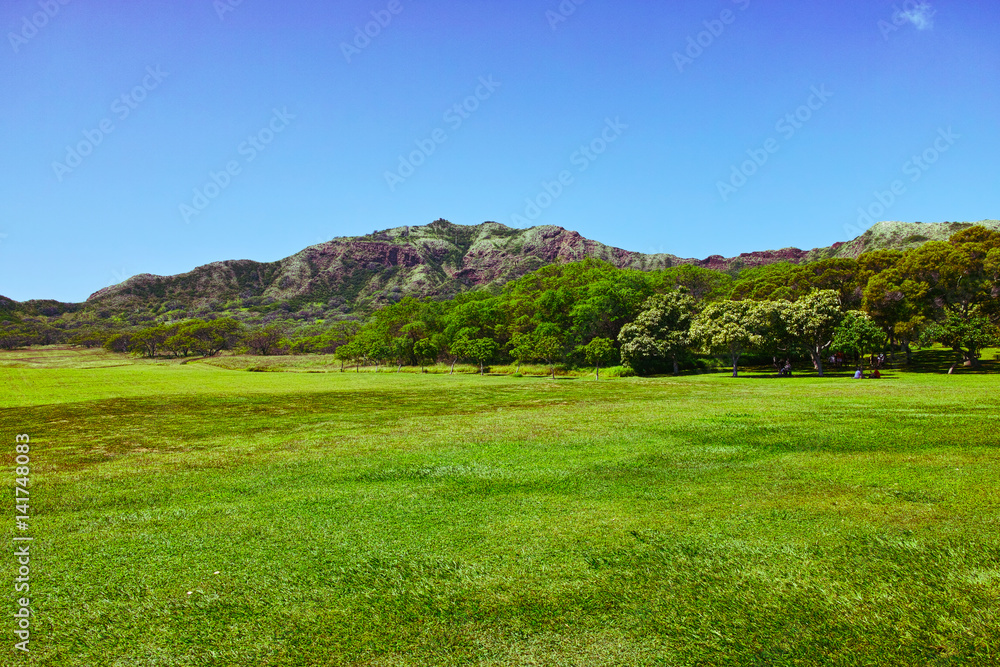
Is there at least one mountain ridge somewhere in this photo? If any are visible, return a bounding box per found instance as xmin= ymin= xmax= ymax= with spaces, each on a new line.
xmin=7 ymin=219 xmax=998 ymax=314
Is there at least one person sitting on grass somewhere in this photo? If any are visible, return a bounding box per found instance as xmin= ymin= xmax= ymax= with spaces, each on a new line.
xmin=871 ymin=368 xmax=881 ymax=379
xmin=854 ymin=367 xmax=864 ymax=380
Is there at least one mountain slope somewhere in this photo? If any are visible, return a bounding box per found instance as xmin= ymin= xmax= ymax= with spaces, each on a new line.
xmin=82 ymin=218 xmax=1000 ymax=314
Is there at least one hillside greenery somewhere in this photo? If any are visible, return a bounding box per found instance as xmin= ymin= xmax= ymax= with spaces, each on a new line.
xmin=2 ymin=225 xmax=998 ymax=376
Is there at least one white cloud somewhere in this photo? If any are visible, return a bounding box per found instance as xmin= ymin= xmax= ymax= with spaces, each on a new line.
xmin=896 ymin=2 xmax=935 ymax=31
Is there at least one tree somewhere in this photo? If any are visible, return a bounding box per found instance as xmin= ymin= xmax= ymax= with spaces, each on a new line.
xmin=188 ymin=318 xmax=243 ymax=356
xmin=653 ymin=264 xmax=733 ymax=302
xmin=469 ymin=338 xmax=498 ymax=376
xmin=452 ymin=330 xmax=497 ymax=375
xmin=354 ymin=325 xmax=392 ymax=372
xmin=729 ymin=262 xmax=815 ymax=302
xmin=747 ymin=300 xmax=798 ymax=373
xmin=244 ymin=325 xmax=284 ymax=356
xmin=130 ymin=325 xmax=171 ymax=358
xmin=920 ymin=312 xmax=999 ymax=374
xmin=783 ymin=290 xmax=843 ymax=377
xmin=582 ymin=337 xmax=616 ymax=380
xmin=68 ymin=329 xmax=110 ymax=348
xmin=0 ymin=323 xmax=30 ymax=350
xmin=690 ymin=300 xmax=764 ymax=377
xmin=413 ymin=338 xmax=438 ymax=372
xmin=532 ymin=326 xmax=565 ymax=379
xmin=103 ymin=332 xmax=132 ymax=354
xmin=862 ymin=270 xmax=926 ymax=363
xmin=833 ymin=311 xmax=889 ymax=369
xmin=507 ymin=332 xmax=534 ymax=373
xmin=163 ymin=332 xmax=197 ymax=357
xmin=618 ymin=291 xmax=695 ymax=375
xmin=335 ymin=340 xmax=362 ymax=372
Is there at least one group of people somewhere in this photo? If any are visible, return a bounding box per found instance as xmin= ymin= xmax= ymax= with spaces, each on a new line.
xmin=777 ymin=352 xmax=887 ymax=379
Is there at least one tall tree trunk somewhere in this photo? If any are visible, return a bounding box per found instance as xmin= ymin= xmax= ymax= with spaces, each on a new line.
xmin=595 ymin=364 xmax=600 ymax=381
xmin=814 ymin=351 xmax=824 ymax=378
xmin=450 ymin=360 xmax=456 ymax=375
xmin=397 ymin=363 xmax=402 ymax=373
xmin=516 ymin=360 xmax=521 ymax=373
xmin=480 ymin=362 xmax=484 ymax=376
xmin=672 ymin=355 xmax=679 ymax=376
xmin=731 ymin=353 xmax=739 ymax=378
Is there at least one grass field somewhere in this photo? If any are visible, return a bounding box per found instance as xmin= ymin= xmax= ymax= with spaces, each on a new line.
xmin=2 ymin=347 xmax=999 ymax=666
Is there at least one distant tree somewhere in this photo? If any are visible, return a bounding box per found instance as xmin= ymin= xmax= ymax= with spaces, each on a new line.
xmin=729 ymin=262 xmax=815 ymax=302
xmin=833 ymin=311 xmax=889 ymax=368
xmin=0 ymin=323 xmax=30 ymax=350
xmin=582 ymin=337 xmax=616 ymax=380
xmin=163 ymin=332 xmax=197 ymax=357
xmin=130 ymin=325 xmax=171 ymax=358
xmin=244 ymin=325 xmax=285 ymax=356
xmin=68 ymin=329 xmax=110 ymax=349
xmin=919 ymin=312 xmax=999 ymax=374
xmin=103 ymin=333 xmax=132 ymax=354
xmin=413 ymin=337 xmax=438 ymax=372
xmin=653 ymin=265 xmax=733 ymax=302
xmin=747 ymin=300 xmax=798 ymax=372
xmin=468 ymin=338 xmax=498 ymax=376
xmin=783 ymin=290 xmax=843 ymax=377
xmin=507 ymin=332 xmax=534 ymax=373
xmin=862 ymin=270 xmax=927 ymax=363
xmin=353 ymin=325 xmax=392 ymax=372
xmin=532 ymin=328 xmax=565 ymax=380
xmin=189 ymin=318 xmax=243 ymax=356
xmin=690 ymin=300 xmax=765 ymax=377
xmin=451 ymin=329 xmax=498 ymax=375
xmin=335 ymin=340 xmax=362 ymax=372
xmin=618 ymin=291 xmax=696 ymax=375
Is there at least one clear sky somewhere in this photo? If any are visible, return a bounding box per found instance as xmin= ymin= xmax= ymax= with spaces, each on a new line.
xmin=1 ymin=0 xmax=997 ymax=302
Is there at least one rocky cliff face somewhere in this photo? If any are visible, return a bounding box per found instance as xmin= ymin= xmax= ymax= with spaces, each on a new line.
xmin=83 ymin=218 xmax=1000 ymax=313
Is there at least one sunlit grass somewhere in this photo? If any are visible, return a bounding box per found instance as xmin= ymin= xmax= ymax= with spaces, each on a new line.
xmin=1 ymin=347 xmax=998 ymax=665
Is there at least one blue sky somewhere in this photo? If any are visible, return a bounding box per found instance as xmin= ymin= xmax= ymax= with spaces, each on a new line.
xmin=1 ymin=0 xmax=997 ymax=302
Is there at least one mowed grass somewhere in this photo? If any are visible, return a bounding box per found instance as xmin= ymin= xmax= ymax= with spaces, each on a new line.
xmin=1 ymin=350 xmax=999 ymax=666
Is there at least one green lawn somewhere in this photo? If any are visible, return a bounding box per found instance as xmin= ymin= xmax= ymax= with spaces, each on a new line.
xmin=2 ymin=348 xmax=999 ymax=665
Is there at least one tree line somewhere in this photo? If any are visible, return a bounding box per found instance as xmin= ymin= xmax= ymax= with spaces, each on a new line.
xmin=3 ymin=226 xmax=998 ymax=375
